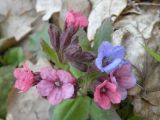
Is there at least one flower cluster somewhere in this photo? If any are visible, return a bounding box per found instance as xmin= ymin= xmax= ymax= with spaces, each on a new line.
xmin=94 ymin=42 xmax=136 ymax=109
xmin=13 ymin=10 xmax=136 ymax=110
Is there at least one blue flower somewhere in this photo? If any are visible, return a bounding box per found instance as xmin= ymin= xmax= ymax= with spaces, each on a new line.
xmin=95 ymin=41 xmax=125 ymax=73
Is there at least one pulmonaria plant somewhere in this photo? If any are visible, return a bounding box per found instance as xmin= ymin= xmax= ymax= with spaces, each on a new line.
xmin=13 ymin=10 xmax=137 ymax=120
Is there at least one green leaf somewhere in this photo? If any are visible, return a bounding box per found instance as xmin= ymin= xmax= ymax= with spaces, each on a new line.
xmin=128 ymin=116 xmax=141 ymax=120
xmin=27 ymin=24 xmax=50 ymax=53
xmin=87 ymin=72 xmax=106 ymax=81
xmin=117 ymin=100 xmax=134 ymax=120
xmin=79 ymin=72 xmax=106 ymax=83
xmin=51 ymin=96 xmax=91 ymax=120
xmin=142 ymin=44 xmax=160 ymax=62
xmin=3 ymin=47 xmax=25 ymax=65
xmin=0 ymin=65 xmax=15 ymax=118
xmin=77 ymin=29 xmax=92 ymax=51
xmin=41 ymin=40 xmax=68 ymax=70
xmin=93 ymin=18 xmax=113 ymax=52
xmin=69 ymin=64 xmax=84 ymax=79
xmin=90 ymin=100 xmax=121 ymax=120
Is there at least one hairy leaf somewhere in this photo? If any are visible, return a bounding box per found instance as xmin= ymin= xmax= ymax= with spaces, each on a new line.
xmin=93 ymin=18 xmax=113 ymax=52
xmin=69 ymin=64 xmax=84 ymax=79
xmin=41 ymin=40 xmax=68 ymax=70
xmin=0 ymin=65 xmax=14 ymax=118
xmin=77 ymin=29 xmax=91 ymax=51
xmin=51 ymin=96 xmax=91 ymax=120
xmin=3 ymin=47 xmax=25 ymax=65
xmin=90 ymin=100 xmax=121 ymax=120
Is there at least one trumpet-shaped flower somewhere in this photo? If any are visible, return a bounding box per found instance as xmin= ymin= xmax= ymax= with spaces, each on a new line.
xmin=110 ymin=62 xmax=136 ymax=100
xmin=37 ymin=67 xmax=76 ymax=105
xmin=94 ymin=80 xmax=121 ymax=109
xmin=95 ymin=41 xmax=125 ymax=73
xmin=14 ymin=64 xmax=34 ymax=92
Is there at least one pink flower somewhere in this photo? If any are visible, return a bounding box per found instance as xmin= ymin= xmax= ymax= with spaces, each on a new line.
xmin=36 ymin=67 xmax=75 ymax=105
xmin=65 ymin=10 xmax=88 ymax=29
xmin=14 ymin=64 xmax=34 ymax=92
xmin=110 ymin=63 xmax=136 ymax=100
xmin=94 ymin=80 xmax=121 ymax=110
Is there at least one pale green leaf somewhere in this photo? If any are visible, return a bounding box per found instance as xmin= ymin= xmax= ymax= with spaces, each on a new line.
xmin=93 ymin=18 xmax=113 ymax=52
xmin=77 ymin=29 xmax=92 ymax=51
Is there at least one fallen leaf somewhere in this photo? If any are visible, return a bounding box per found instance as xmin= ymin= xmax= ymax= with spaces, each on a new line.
xmin=133 ymin=96 xmax=160 ymax=120
xmin=87 ymin=0 xmax=127 ymax=40
xmin=112 ymin=8 xmax=160 ymax=74
xmin=112 ymin=6 xmax=160 ymax=119
xmin=0 ymin=37 xmax=16 ymax=52
xmin=35 ymin=0 xmax=62 ymax=21
xmin=6 ymin=87 xmax=50 ymax=120
xmin=0 ymin=0 xmax=39 ymax=42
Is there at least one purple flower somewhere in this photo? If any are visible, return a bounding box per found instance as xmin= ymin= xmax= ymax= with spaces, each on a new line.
xmin=95 ymin=41 xmax=125 ymax=73
xmin=36 ymin=67 xmax=76 ymax=105
xmin=110 ymin=62 xmax=136 ymax=100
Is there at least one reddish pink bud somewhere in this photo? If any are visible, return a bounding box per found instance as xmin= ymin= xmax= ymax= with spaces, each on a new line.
xmin=65 ymin=10 xmax=88 ymax=29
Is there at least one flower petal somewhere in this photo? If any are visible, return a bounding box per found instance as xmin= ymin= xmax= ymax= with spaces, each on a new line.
xmin=105 ymin=81 xmax=117 ymax=92
xmin=94 ymin=93 xmax=111 ymax=110
xmin=65 ymin=10 xmax=88 ymax=29
xmin=95 ymin=53 xmax=103 ymax=72
xmin=14 ymin=79 xmax=32 ymax=92
xmin=36 ymin=80 xmax=53 ymax=96
xmin=62 ymin=83 xmax=74 ymax=99
xmin=57 ymin=70 xmax=75 ymax=83
xmin=40 ymin=67 xmax=57 ymax=81
xmin=94 ymin=88 xmax=111 ymax=109
xmin=98 ymin=41 xmax=113 ymax=57
xmin=119 ymin=75 xmax=136 ymax=89
xmin=114 ymin=63 xmax=136 ymax=89
xmin=110 ymin=46 xmax=125 ymax=59
xmin=107 ymin=91 xmax=121 ymax=104
xmin=115 ymin=63 xmax=132 ymax=76
xmin=47 ymin=88 xmax=63 ymax=105
xmin=118 ymin=87 xmax=127 ymax=100
xmin=14 ymin=65 xmax=34 ymax=92
xmin=103 ymin=58 xmax=122 ymax=73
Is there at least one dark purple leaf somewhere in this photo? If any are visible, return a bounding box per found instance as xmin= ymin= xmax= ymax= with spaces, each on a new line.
xmin=48 ymin=24 xmax=61 ymax=51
